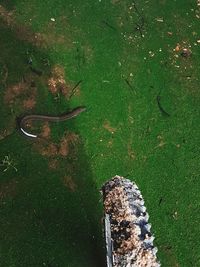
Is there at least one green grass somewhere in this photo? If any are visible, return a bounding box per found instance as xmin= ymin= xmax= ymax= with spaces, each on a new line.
xmin=0 ymin=0 xmax=200 ymax=266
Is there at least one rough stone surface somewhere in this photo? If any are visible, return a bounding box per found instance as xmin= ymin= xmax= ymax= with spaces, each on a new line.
xmin=102 ymin=175 xmax=160 ymax=267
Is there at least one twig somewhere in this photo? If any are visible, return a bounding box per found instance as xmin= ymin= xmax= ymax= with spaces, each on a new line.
xmin=156 ymin=95 xmax=170 ymax=117
xmin=158 ymin=197 xmax=163 ymax=206
xmin=76 ymin=48 xmax=85 ymax=69
xmin=69 ymin=80 xmax=82 ymax=99
xmin=124 ymin=79 xmax=136 ymax=94
xmin=1 ymin=65 xmax=8 ymax=84
xmin=101 ymin=20 xmax=116 ymax=31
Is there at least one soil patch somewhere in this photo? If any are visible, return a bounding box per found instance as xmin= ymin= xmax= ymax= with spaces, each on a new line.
xmin=103 ymin=120 xmax=116 ymax=134
xmin=40 ymin=122 xmax=51 ymax=139
xmin=0 ymin=4 xmax=15 ymax=26
xmin=62 ymin=175 xmax=77 ymax=192
xmin=0 ymin=127 xmax=14 ymax=141
xmin=48 ymin=159 xmax=59 ymax=169
xmin=23 ymin=97 xmax=36 ymax=109
xmin=34 ymin=131 xmax=80 ymax=158
xmin=4 ymin=77 xmax=37 ymax=109
xmin=48 ymin=65 xmax=81 ymax=99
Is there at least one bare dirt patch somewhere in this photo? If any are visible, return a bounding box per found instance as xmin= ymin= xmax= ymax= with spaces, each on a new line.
xmin=4 ymin=78 xmax=37 ymax=109
xmin=23 ymin=97 xmax=36 ymax=109
xmin=36 ymin=142 xmax=58 ymax=157
xmin=34 ymin=132 xmax=80 ymax=158
xmin=59 ymin=132 xmax=80 ymax=156
xmin=103 ymin=120 xmax=117 ymax=134
xmin=48 ymin=65 xmax=81 ymax=99
xmin=59 ymin=136 xmax=69 ymax=157
xmin=48 ymin=158 xmax=59 ymax=169
xmin=4 ymin=82 xmax=26 ymax=104
xmin=0 ymin=4 xmax=15 ymax=26
xmin=48 ymin=65 xmax=70 ymax=97
xmin=3 ymin=74 xmax=37 ymax=138
xmin=62 ymin=175 xmax=77 ymax=192
xmin=0 ymin=126 xmax=14 ymax=141
xmin=40 ymin=122 xmax=51 ymax=139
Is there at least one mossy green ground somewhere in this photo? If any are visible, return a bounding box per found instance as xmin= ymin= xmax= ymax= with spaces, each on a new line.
xmin=0 ymin=1 xmax=200 ymax=266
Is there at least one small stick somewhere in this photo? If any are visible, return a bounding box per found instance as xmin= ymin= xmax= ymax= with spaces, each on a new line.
xmin=124 ymin=79 xmax=136 ymax=94
xmin=2 ymin=65 xmax=8 ymax=84
xmin=69 ymin=80 xmax=82 ymax=99
xmin=156 ymin=95 xmax=170 ymax=117
xmin=101 ymin=20 xmax=116 ymax=31
xmin=158 ymin=197 xmax=163 ymax=206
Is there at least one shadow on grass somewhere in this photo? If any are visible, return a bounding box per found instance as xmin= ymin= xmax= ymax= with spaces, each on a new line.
xmin=0 ymin=6 xmax=105 ymax=267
